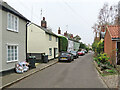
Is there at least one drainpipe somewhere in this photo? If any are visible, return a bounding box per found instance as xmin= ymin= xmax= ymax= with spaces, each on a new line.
xmin=26 ymin=22 xmax=29 ymax=62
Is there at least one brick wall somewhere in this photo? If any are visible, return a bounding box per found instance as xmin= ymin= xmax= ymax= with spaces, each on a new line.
xmin=112 ymin=41 xmax=117 ymax=65
xmin=104 ymin=29 xmax=116 ymax=65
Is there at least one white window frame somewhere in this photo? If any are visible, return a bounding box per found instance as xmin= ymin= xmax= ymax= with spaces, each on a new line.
xmin=49 ymin=48 xmax=52 ymax=56
xmin=7 ymin=12 xmax=19 ymax=32
xmin=55 ymin=48 xmax=58 ymax=55
xmin=6 ymin=43 xmax=19 ymax=63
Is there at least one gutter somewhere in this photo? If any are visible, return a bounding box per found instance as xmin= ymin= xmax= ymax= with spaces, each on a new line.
xmin=26 ymin=22 xmax=30 ymax=61
xmin=112 ymin=38 xmax=120 ymax=41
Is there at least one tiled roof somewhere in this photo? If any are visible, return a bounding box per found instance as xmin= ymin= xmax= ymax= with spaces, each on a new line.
xmin=107 ymin=25 xmax=120 ymax=39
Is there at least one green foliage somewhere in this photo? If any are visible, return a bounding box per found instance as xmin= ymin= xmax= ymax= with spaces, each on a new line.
xmin=85 ymin=47 xmax=89 ymax=52
xmin=96 ymin=40 xmax=104 ymax=54
xmin=79 ymin=42 xmax=87 ymax=49
xmin=98 ymin=53 xmax=110 ymax=64
xmin=105 ymin=68 xmax=117 ymax=73
xmin=94 ymin=53 xmax=110 ymax=64
xmin=73 ymin=35 xmax=81 ymax=41
xmin=92 ymin=40 xmax=99 ymax=52
xmin=59 ymin=36 xmax=68 ymax=52
xmin=92 ymin=39 xmax=104 ymax=54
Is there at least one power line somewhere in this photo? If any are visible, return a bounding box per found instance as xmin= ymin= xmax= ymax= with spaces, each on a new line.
xmin=62 ymin=0 xmax=90 ymax=25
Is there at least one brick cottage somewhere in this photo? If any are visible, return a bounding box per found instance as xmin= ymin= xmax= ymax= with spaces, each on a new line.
xmin=104 ymin=25 xmax=120 ymax=66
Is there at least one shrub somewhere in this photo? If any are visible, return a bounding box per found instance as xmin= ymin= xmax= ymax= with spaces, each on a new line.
xmin=96 ymin=39 xmax=104 ymax=54
xmin=59 ymin=36 xmax=68 ymax=52
xmin=94 ymin=53 xmax=110 ymax=64
xmin=98 ymin=53 xmax=110 ymax=64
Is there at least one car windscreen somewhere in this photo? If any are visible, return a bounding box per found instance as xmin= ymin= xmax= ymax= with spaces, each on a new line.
xmin=61 ymin=53 xmax=69 ymax=56
xmin=71 ymin=51 xmax=76 ymax=53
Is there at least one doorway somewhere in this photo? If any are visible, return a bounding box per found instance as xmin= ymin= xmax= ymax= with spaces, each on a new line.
xmin=54 ymin=48 xmax=57 ymax=59
xmin=117 ymin=42 xmax=120 ymax=65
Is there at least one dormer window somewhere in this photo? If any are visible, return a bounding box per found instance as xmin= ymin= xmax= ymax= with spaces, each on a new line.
xmin=7 ymin=12 xmax=19 ymax=32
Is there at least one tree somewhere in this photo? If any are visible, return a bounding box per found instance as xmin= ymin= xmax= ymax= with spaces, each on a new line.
xmin=98 ymin=3 xmax=118 ymax=26
xmin=73 ymin=35 xmax=81 ymax=41
xmin=92 ymin=3 xmax=118 ymax=34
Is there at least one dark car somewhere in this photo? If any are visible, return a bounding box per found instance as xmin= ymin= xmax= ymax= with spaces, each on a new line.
xmin=58 ymin=52 xmax=74 ymax=62
xmin=70 ymin=51 xmax=78 ymax=59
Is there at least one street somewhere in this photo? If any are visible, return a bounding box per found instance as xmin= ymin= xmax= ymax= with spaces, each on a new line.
xmin=8 ymin=53 xmax=107 ymax=88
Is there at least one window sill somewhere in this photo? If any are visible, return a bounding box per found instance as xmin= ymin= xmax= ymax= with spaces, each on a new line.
xmin=7 ymin=60 xmax=18 ymax=63
xmin=7 ymin=28 xmax=18 ymax=33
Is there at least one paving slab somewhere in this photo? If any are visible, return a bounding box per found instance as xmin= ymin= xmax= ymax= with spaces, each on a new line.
xmin=0 ymin=59 xmax=58 ymax=89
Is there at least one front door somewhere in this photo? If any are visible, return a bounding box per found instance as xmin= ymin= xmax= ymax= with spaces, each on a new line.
xmin=54 ymin=48 xmax=56 ymax=58
xmin=117 ymin=42 xmax=120 ymax=65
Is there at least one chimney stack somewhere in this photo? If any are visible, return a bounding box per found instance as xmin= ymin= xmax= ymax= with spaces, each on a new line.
xmin=64 ymin=31 xmax=67 ymax=37
xmin=58 ymin=27 xmax=61 ymax=34
xmin=41 ymin=17 xmax=47 ymax=28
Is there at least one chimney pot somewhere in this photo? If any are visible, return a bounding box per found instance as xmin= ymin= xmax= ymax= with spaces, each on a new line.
xmin=58 ymin=27 xmax=61 ymax=34
xmin=41 ymin=17 xmax=47 ymax=28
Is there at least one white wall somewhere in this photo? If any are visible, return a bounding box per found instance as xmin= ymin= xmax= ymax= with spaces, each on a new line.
xmin=67 ymin=40 xmax=74 ymax=52
xmin=0 ymin=9 xmax=2 ymax=72
xmin=27 ymin=24 xmax=58 ymax=59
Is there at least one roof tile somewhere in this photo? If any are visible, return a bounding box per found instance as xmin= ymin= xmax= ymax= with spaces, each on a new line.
xmin=107 ymin=25 xmax=120 ymax=39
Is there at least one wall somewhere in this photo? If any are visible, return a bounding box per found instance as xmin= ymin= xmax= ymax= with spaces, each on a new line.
xmin=74 ymin=42 xmax=80 ymax=51
xmin=111 ymin=41 xmax=117 ymax=65
xmin=0 ymin=9 xmax=2 ymax=72
xmin=2 ymin=10 xmax=26 ymax=71
xmin=104 ymin=28 xmax=116 ymax=65
xmin=67 ymin=39 xmax=74 ymax=52
xmin=27 ymin=24 xmax=58 ymax=60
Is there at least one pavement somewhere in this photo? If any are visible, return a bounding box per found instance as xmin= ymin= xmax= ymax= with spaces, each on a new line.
xmin=7 ymin=53 xmax=107 ymax=88
xmin=0 ymin=59 xmax=58 ymax=89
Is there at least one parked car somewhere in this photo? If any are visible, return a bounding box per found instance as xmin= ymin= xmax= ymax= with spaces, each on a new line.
xmin=84 ymin=50 xmax=87 ymax=53
xmin=58 ymin=51 xmax=74 ymax=62
xmin=70 ymin=51 xmax=78 ymax=59
xmin=77 ymin=51 xmax=85 ymax=56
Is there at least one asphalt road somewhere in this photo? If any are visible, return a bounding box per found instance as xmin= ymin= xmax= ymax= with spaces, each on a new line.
xmin=8 ymin=53 xmax=107 ymax=88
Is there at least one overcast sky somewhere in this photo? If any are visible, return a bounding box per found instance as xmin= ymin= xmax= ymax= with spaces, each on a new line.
xmin=3 ymin=0 xmax=120 ymax=45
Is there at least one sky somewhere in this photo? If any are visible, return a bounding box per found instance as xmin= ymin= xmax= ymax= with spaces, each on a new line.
xmin=3 ymin=0 xmax=120 ymax=45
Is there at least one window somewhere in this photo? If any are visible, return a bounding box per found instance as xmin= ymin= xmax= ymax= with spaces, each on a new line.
xmin=49 ymin=48 xmax=52 ymax=56
xmin=56 ymin=37 xmax=58 ymax=42
xmin=7 ymin=45 xmax=18 ymax=62
xmin=55 ymin=48 xmax=58 ymax=55
xmin=7 ymin=13 xmax=19 ymax=32
xmin=49 ymin=34 xmax=52 ymax=41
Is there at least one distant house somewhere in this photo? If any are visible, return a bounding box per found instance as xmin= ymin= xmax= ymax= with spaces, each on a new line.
xmin=73 ymin=40 xmax=80 ymax=51
xmin=0 ymin=2 xmax=29 ymax=72
xmin=57 ymin=28 xmax=80 ymax=52
xmin=67 ymin=39 xmax=74 ymax=52
xmin=27 ymin=17 xmax=59 ymax=60
xmin=104 ymin=25 xmax=120 ymax=66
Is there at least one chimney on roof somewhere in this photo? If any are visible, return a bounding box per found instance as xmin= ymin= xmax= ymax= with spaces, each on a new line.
xmin=41 ymin=17 xmax=47 ymax=28
xmin=58 ymin=27 xmax=61 ymax=34
xmin=70 ymin=34 xmax=73 ymax=39
xmin=64 ymin=31 xmax=67 ymax=36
